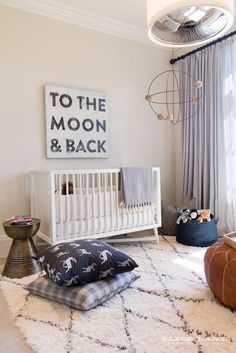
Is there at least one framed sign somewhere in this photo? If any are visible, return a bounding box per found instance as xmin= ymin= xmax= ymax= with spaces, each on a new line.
xmin=45 ymin=85 xmax=109 ymax=158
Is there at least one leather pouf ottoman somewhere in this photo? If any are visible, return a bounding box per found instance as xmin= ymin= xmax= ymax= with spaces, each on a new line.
xmin=204 ymin=240 xmax=236 ymax=309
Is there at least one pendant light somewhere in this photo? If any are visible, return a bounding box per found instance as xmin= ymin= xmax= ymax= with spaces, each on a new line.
xmin=147 ymin=0 xmax=234 ymax=48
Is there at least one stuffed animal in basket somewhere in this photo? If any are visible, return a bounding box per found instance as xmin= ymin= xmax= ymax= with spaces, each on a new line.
xmin=190 ymin=209 xmax=198 ymax=221
xmin=176 ymin=209 xmax=191 ymax=224
xmin=197 ymin=209 xmax=211 ymax=223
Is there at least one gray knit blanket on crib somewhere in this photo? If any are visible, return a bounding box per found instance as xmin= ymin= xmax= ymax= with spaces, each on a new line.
xmin=120 ymin=167 xmax=153 ymax=208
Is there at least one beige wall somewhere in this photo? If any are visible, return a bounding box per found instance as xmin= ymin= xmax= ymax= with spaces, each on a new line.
xmin=0 ymin=5 xmax=176 ymax=235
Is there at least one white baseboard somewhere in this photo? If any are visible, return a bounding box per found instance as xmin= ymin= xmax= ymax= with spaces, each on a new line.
xmin=0 ymin=235 xmax=11 ymax=259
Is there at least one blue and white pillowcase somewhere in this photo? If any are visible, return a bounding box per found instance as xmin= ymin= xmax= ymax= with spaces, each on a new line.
xmin=34 ymin=239 xmax=138 ymax=286
xmin=25 ymin=272 xmax=139 ymax=311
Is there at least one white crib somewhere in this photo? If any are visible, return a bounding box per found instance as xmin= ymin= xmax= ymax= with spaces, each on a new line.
xmin=30 ymin=168 xmax=161 ymax=245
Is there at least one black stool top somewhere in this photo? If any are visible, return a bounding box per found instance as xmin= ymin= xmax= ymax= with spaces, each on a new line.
xmin=2 ymin=218 xmax=41 ymax=240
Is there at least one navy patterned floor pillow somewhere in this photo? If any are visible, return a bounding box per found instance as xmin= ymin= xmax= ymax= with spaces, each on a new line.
xmin=34 ymin=239 xmax=138 ymax=286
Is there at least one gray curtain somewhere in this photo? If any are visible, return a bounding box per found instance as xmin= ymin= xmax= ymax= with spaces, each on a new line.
xmin=181 ymin=36 xmax=236 ymax=233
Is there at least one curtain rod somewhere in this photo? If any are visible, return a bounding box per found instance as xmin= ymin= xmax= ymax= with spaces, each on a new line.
xmin=170 ymin=30 xmax=236 ymax=65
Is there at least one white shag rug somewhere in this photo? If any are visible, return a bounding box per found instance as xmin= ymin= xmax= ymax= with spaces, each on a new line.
xmin=1 ymin=236 xmax=236 ymax=353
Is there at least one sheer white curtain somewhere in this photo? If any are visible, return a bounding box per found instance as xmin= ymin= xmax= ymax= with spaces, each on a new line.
xmin=181 ymin=36 xmax=236 ymax=233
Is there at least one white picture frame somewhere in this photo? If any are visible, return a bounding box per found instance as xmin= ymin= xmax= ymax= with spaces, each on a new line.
xmin=45 ymin=85 xmax=109 ymax=158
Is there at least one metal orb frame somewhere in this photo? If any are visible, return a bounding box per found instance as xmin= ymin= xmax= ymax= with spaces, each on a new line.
xmin=145 ymin=69 xmax=202 ymax=125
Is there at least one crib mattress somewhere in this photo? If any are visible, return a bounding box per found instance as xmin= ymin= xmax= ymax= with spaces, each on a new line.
xmin=56 ymin=210 xmax=156 ymax=241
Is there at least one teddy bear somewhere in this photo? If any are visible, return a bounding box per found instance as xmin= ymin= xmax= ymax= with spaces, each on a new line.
xmin=197 ymin=209 xmax=211 ymax=223
xmin=176 ymin=209 xmax=191 ymax=224
xmin=61 ymin=181 xmax=74 ymax=195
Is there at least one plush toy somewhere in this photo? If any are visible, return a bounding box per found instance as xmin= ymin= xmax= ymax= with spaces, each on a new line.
xmin=176 ymin=209 xmax=191 ymax=224
xmin=197 ymin=209 xmax=211 ymax=223
xmin=61 ymin=181 xmax=74 ymax=195
xmin=190 ymin=209 xmax=198 ymax=221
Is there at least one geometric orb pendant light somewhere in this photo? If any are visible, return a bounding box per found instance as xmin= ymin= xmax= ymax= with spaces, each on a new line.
xmin=145 ymin=70 xmax=203 ymax=125
xmin=147 ymin=0 xmax=234 ymax=48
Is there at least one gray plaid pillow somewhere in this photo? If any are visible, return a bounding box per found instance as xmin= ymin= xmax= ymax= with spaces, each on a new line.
xmin=24 ymin=272 xmax=139 ymax=311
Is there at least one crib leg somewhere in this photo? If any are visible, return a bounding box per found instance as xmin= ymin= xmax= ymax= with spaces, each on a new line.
xmin=154 ymin=227 xmax=159 ymax=244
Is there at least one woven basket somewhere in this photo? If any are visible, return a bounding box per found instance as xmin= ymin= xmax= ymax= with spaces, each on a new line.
xmin=176 ymin=216 xmax=218 ymax=247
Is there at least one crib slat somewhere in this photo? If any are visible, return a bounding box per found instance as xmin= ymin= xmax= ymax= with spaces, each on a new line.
xmin=104 ymin=173 xmax=108 ymax=231
xmin=75 ymin=174 xmax=79 ymax=238
xmin=72 ymin=173 xmax=76 ymax=238
xmin=132 ymin=204 xmax=135 ymax=228
xmin=92 ymin=173 xmax=96 ymax=235
xmin=50 ymin=173 xmax=57 ymax=244
xmin=58 ymin=174 xmax=63 ymax=241
xmin=79 ymin=174 xmax=84 ymax=238
xmin=128 ymin=204 xmax=131 ymax=230
xmin=151 ymin=169 xmax=155 ymax=225
xmin=98 ymin=173 xmax=102 ymax=233
xmin=142 ymin=197 xmax=145 ymax=226
xmin=156 ymin=168 xmax=161 ymax=225
xmin=122 ymin=189 xmax=125 ymax=230
xmin=137 ymin=194 xmax=140 ymax=226
xmin=86 ymin=173 xmax=90 ymax=236
xmin=65 ymin=174 xmax=71 ymax=238
xmin=109 ymin=172 xmax=114 ymax=231
xmin=115 ymin=172 xmax=119 ymax=230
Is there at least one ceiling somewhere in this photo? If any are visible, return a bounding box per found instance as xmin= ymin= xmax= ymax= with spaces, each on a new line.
xmin=0 ymin=0 xmax=150 ymax=44
xmin=55 ymin=0 xmax=147 ymax=27
xmin=0 ymin=0 xmax=235 ymax=45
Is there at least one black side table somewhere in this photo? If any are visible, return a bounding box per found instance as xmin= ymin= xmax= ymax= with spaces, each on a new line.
xmin=2 ymin=218 xmax=41 ymax=278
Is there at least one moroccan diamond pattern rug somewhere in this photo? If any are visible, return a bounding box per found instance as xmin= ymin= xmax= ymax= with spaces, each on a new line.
xmin=1 ymin=236 xmax=236 ymax=353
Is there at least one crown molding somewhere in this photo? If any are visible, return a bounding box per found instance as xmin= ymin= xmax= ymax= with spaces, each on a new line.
xmin=0 ymin=0 xmax=152 ymax=45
